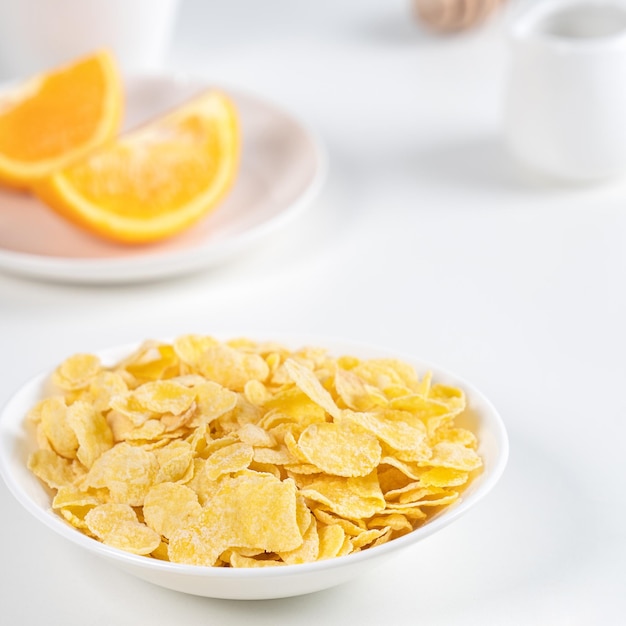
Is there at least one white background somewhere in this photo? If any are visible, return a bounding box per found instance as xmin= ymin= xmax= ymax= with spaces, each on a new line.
xmin=0 ymin=0 xmax=625 ymax=623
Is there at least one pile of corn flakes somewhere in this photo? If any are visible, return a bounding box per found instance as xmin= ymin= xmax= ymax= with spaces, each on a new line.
xmin=26 ymin=335 xmax=482 ymax=567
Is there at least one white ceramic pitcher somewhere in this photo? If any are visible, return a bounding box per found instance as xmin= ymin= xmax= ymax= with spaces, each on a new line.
xmin=504 ymin=0 xmax=626 ymax=181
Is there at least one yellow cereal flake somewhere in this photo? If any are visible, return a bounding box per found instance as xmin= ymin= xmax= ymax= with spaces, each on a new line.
xmin=298 ymin=471 xmax=385 ymax=520
xmin=317 ymin=523 xmax=347 ymax=560
xmin=66 ymin=401 xmax=113 ymax=468
xmin=84 ymin=442 xmax=158 ymax=506
xmin=28 ymin=449 xmax=77 ymax=489
xmin=172 ymin=334 xmax=219 ymax=369
xmin=85 ymin=503 xmax=160 ymax=555
xmin=296 ymin=420 xmax=381 ymax=477
xmin=278 ymin=512 xmax=319 ymax=564
xmin=368 ymin=513 xmax=414 ymax=534
xmin=340 ymin=409 xmax=430 ymax=460
xmin=52 ymin=486 xmax=101 ymax=531
xmin=283 ymin=358 xmax=341 ymax=419
xmin=312 ymin=507 xmax=366 ymax=536
xmin=388 ymin=394 xmax=460 ymax=437
xmin=40 ymin=396 xmax=80 ymax=460
xmin=243 ymin=379 xmax=272 ymax=406
xmin=236 ymin=423 xmax=276 ymax=447
xmin=352 ymin=359 xmax=419 ymax=393
xmin=184 ymin=458 xmax=221 ymax=505
xmin=81 ymin=371 xmax=129 ymax=413
xmin=168 ymin=473 xmax=302 ymax=566
xmin=253 ymin=444 xmax=297 ymax=466
xmin=25 ymin=335 xmax=483 ymax=567
xmin=124 ymin=343 xmax=179 ymax=383
xmin=143 ymin=483 xmax=202 ymax=539
xmin=152 ymin=441 xmax=192 ymax=483
xmin=108 ymin=414 xmax=165 ymax=442
xmin=379 ymin=457 xmax=421 ymax=482
xmin=108 ymin=394 xmax=154 ymax=426
xmin=198 ymin=344 xmax=269 ymax=391
xmin=334 ymin=368 xmax=387 ymax=411
xmin=133 ymin=380 xmax=196 ymax=415
xmin=351 ymin=527 xmax=389 ymax=550
xmin=425 ymin=441 xmax=483 ymax=472
xmin=192 ymin=381 xmax=238 ymax=425
xmin=52 ymin=353 xmax=102 ymax=391
xmin=204 ymin=442 xmax=254 ymax=481
xmin=418 ymin=466 xmax=469 ymax=488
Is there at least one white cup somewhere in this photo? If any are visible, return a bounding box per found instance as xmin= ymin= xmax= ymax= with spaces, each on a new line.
xmin=504 ymin=0 xmax=626 ymax=181
xmin=0 ymin=0 xmax=180 ymax=77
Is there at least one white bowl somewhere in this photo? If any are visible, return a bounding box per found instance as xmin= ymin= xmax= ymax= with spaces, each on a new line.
xmin=0 ymin=337 xmax=508 ymax=600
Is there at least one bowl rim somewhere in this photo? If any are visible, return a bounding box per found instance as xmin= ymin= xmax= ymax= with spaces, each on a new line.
xmin=0 ymin=334 xmax=509 ymax=579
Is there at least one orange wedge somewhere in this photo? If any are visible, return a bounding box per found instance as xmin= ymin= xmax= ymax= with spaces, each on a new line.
xmin=0 ymin=51 xmax=122 ymax=189
xmin=35 ymin=91 xmax=240 ymax=244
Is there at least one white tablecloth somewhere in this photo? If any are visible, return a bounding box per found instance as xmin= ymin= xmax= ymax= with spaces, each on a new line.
xmin=0 ymin=1 xmax=624 ymax=623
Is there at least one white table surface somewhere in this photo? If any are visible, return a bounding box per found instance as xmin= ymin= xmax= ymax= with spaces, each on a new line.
xmin=1 ymin=0 xmax=624 ymax=623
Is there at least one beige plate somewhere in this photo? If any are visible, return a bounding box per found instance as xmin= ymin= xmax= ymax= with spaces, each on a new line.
xmin=0 ymin=75 xmax=326 ymax=284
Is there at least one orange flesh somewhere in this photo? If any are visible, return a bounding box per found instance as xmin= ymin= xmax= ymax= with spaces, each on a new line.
xmin=0 ymin=56 xmax=113 ymax=162
xmin=64 ymin=115 xmax=223 ymax=218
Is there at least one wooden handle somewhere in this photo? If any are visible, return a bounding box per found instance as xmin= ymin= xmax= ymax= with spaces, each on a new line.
xmin=413 ymin=0 xmax=503 ymax=33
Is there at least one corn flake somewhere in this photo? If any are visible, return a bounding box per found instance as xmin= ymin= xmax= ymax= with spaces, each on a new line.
xmin=39 ymin=397 xmax=78 ymax=459
xmin=204 ymin=442 xmax=254 ymax=481
xmin=85 ymin=503 xmax=160 ymax=555
xmin=296 ymin=420 xmax=381 ymax=477
xmin=143 ymin=483 xmax=202 ymax=539
xmin=168 ymin=473 xmax=302 ymax=566
xmin=52 ymin=354 xmax=101 ymax=391
xmin=66 ymin=401 xmax=113 ymax=468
